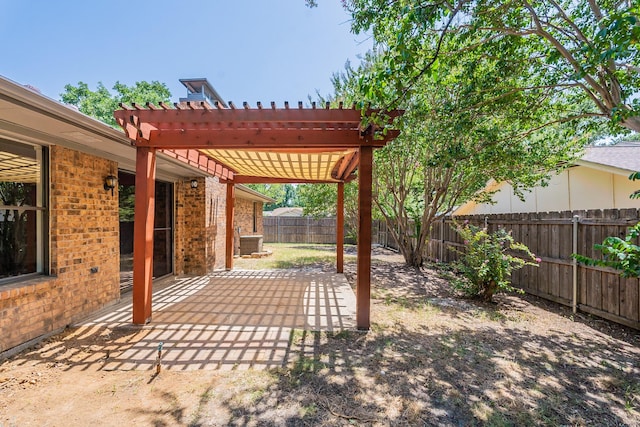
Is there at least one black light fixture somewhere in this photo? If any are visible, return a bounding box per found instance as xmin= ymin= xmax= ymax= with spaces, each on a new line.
xmin=190 ymin=179 xmax=198 ymax=189
xmin=104 ymin=175 xmax=118 ymax=195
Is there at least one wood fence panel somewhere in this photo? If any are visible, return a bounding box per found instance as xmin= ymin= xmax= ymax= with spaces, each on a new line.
xmin=538 ymin=212 xmax=551 ymax=297
xmin=605 ymin=273 xmax=620 ymax=317
xmin=575 ymin=210 xmax=588 ymax=308
xmin=549 ymin=211 xmax=561 ymax=298
xmin=587 ymin=210 xmax=604 ymax=311
xmin=602 ymin=210 xmax=620 ymax=316
xmin=530 ymin=213 xmax=542 ymax=295
xmin=558 ymin=211 xmax=573 ymax=302
xmin=519 ymin=213 xmax=531 ymax=290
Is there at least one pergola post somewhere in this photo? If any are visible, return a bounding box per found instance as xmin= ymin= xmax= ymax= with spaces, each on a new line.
xmin=356 ymin=145 xmax=373 ymax=330
xmin=336 ymin=182 xmax=344 ymax=273
xmin=132 ymin=147 xmax=156 ymax=324
xmin=225 ymin=183 xmax=235 ymax=270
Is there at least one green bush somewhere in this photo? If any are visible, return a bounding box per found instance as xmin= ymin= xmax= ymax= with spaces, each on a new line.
xmin=451 ymin=222 xmax=540 ymax=302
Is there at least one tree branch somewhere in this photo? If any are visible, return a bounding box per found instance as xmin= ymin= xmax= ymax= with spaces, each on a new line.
xmin=522 ymin=1 xmax=612 ymax=107
xmin=383 ymin=0 xmax=465 ymax=111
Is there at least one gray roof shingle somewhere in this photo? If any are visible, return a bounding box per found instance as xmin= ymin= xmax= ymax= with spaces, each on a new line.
xmin=581 ymin=142 xmax=640 ymax=173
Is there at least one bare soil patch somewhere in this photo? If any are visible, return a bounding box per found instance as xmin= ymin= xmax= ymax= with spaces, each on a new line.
xmin=1 ymin=246 xmax=639 ymax=426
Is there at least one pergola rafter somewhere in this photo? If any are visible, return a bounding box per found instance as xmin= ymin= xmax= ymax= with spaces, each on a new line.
xmin=114 ymin=101 xmax=402 ymax=330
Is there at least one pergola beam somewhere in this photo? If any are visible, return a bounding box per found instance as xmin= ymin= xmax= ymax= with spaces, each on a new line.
xmin=116 ymin=107 xmax=368 ymax=124
xmin=129 ymin=129 xmax=396 ymax=149
xmin=159 ymin=148 xmax=235 ymax=179
xmin=228 ymin=176 xmax=341 ymax=184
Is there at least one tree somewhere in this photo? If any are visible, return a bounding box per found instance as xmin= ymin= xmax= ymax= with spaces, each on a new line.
xmin=330 ymin=50 xmax=588 ymax=266
xmin=60 ymin=81 xmax=171 ymax=128
xmin=346 ymin=0 xmax=640 ymax=133
xmin=244 ymin=184 xmax=299 ymax=210
xmin=297 ymin=181 xmax=360 ymax=237
xmin=61 ymin=80 xmax=172 ymax=221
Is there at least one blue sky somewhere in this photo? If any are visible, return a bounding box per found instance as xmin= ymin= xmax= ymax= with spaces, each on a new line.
xmin=0 ymin=1 xmax=371 ymax=104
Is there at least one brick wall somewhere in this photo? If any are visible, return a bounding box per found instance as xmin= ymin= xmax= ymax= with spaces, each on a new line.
xmin=235 ymin=198 xmax=264 ymax=236
xmin=0 ymin=146 xmax=120 ymax=353
xmin=175 ymin=176 xmax=226 ymax=275
xmin=209 ymin=177 xmax=227 ymax=271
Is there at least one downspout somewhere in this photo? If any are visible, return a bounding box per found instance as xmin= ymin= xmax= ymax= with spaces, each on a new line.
xmin=572 ymin=215 xmax=579 ymax=314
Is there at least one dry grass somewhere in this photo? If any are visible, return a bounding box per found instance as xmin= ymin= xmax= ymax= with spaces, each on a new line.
xmin=1 ymin=244 xmax=639 ymax=426
xmin=233 ymin=243 xmax=357 ymax=270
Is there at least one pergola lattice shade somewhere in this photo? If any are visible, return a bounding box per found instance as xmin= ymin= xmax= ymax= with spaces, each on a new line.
xmin=200 ymin=149 xmax=355 ymax=182
xmin=114 ymin=102 xmax=401 ymax=183
xmin=0 ymin=151 xmax=39 ymax=183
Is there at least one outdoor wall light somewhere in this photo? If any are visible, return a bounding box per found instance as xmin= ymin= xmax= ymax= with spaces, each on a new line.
xmin=190 ymin=179 xmax=198 ymax=189
xmin=104 ymin=175 xmax=118 ymax=195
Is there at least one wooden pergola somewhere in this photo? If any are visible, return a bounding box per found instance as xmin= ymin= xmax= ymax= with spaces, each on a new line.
xmin=114 ymin=101 xmax=401 ymax=330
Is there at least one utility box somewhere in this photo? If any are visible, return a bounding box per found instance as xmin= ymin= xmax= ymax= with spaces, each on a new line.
xmin=239 ymin=235 xmax=263 ymax=255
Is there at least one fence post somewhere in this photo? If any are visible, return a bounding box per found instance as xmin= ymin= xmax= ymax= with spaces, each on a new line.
xmin=307 ymin=216 xmax=310 ymax=243
xmin=277 ymin=216 xmax=280 ymax=243
xmin=572 ymin=215 xmax=580 ymax=314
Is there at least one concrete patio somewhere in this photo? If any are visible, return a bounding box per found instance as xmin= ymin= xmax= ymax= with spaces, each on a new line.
xmin=71 ymin=270 xmax=356 ymax=371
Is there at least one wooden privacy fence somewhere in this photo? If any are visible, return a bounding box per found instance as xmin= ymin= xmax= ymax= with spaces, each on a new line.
xmin=424 ymin=209 xmax=640 ymax=330
xmin=264 ymin=216 xmax=389 ymax=245
xmin=263 ymin=216 xmax=341 ymax=244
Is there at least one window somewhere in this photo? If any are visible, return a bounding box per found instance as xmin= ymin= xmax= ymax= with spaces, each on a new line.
xmin=0 ymin=140 xmax=47 ymax=281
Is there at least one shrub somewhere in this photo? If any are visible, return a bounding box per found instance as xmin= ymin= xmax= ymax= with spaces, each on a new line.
xmin=450 ymin=222 xmax=540 ymax=302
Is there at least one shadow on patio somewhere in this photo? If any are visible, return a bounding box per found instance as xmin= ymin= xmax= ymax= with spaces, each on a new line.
xmin=37 ymin=270 xmax=356 ymax=372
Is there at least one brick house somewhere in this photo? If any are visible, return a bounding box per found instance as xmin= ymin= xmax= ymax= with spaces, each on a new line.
xmin=0 ymin=76 xmax=271 ymax=355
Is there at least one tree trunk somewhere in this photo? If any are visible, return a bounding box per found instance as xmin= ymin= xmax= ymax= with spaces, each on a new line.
xmin=404 ymin=249 xmax=424 ymax=267
xmin=482 ymin=280 xmax=497 ymax=302
xmin=399 ymin=240 xmax=425 ymax=267
xmin=622 ymin=116 xmax=640 ymax=133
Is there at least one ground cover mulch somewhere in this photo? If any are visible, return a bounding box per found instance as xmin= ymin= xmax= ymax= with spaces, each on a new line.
xmin=1 ymin=248 xmax=639 ymax=426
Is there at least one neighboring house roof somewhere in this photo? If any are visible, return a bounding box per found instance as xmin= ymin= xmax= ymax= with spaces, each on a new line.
xmin=235 ymin=184 xmax=276 ymax=204
xmin=578 ymin=142 xmax=640 ymax=175
xmin=264 ymin=207 xmax=304 ymax=217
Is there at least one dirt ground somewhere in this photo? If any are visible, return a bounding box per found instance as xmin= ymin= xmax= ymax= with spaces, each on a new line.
xmin=1 ymin=247 xmax=639 ymax=426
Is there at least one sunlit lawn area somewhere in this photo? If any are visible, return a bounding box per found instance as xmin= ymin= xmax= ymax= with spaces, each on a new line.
xmin=233 ymin=242 xmax=357 ymax=270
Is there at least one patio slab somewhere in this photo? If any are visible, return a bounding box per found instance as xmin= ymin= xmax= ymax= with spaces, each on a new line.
xmin=74 ymin=270 xmax=356 ymax=371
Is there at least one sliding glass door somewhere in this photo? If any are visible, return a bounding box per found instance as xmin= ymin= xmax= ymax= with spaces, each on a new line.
xmin=118 ymin=172 xmax=173 ymax=291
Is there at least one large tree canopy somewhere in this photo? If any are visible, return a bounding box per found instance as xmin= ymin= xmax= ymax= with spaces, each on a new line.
xmin=308 ymin=48 xmax=589 ymax=266
xmin=346 ymin=0 xmax=639 ymax=133
xmin=60 ymin=81 xmax=171 ymax=128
